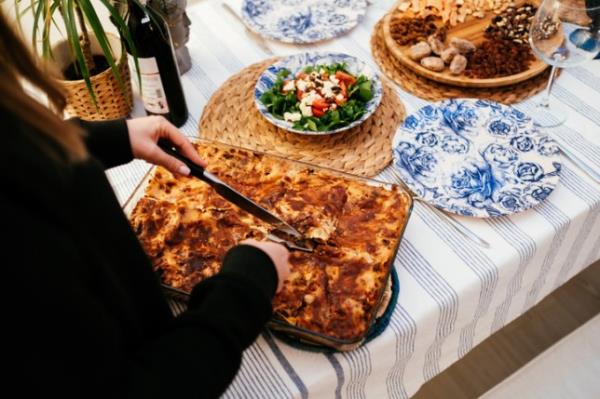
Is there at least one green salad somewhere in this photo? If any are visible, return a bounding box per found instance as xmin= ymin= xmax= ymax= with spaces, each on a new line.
xmin=259 ymin=63 xmax=374 ymax=132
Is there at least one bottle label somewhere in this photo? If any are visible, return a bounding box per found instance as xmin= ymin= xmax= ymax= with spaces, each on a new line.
xmin=129 ymin=55 xmax=170 ymax=114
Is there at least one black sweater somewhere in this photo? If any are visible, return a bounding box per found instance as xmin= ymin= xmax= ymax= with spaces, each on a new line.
xmin=2 ymin=110 xmax=277 ymax=398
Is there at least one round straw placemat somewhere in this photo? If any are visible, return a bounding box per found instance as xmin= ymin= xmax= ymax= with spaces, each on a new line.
xmin=199 ymin=59 xmax=406 ymax=177
xmin=371 ymin=19 xmax=554 ymax=104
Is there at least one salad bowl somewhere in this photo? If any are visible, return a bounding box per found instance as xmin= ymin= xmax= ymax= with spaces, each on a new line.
xmin=255 ymin=52 xmax=383 ymax=135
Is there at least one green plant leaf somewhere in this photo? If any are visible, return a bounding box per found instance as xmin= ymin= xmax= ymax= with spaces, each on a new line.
xmin=51 ymin=14 xmax=64 ymax=38
xmin=31 ymin=0 xmax=45 ymax=55
xmin=77 ymin=0 xmax=127 ymax=95
xmin=97 ymin=0 xmax=141 ymax=93
xmin=42 ymin=0 xmax=54 ymax=59
xmin=65 ymin=0 xmax=97 ymax=107
xmin=14 ymin=0 xmax=24 ymax=34
xmin=17 ymin=1 xmax=35 ymax=19
xmin=57 ymin=1 xmax=77 ymax=68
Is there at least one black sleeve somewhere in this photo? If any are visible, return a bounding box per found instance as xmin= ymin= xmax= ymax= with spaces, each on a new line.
xmin=4 ymin=189 xmax=277 ymax=399
xmin=127 ymin=245 xmax=277 ymax=398
xmin=72 ymin=118 xmax=134 ymax=169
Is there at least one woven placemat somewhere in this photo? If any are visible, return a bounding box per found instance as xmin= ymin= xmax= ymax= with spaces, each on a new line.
xmin=199 ymin=59 xmax=406 ymax=177
xmin=371 ymin=19 xmax=554 ymax=104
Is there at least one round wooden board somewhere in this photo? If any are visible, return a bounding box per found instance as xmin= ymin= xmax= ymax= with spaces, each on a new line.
xmin=370 ymin=19 xmax=555 ymax=104
xmin=382 ymin=2 xmax=548 ymax=88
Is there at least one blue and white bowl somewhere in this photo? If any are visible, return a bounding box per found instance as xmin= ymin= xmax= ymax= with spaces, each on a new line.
xmin=392 ymin=99 xmax=562 ymax=218
xmin=241 ymin=0 xmax=367 ymax=43
xmin=255 ymin=52 xmax=383 ymax=135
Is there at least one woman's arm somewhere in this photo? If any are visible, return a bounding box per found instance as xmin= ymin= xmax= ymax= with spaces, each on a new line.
xmin=76 ymin=118 xmax=134 ymax=169
xmin=74 ymin=116 xmax=205 ymax=173
xmin=128 ymin=245 xmax=281 ymax=398
xmin=5 ymin=197 xmax=288 ymax=398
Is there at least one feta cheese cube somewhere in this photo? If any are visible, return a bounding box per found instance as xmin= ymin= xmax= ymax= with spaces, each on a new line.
xmin=299 ymin=92 xmax=318 ymax=117
xmin=296 ymin=79 xmax=315 ymax=92
xmin=282 ymin=80 xmax=296 ymax=92
xmin=321 ymin=81 xmax=336 ymax=99
xmin=283 ymin=112 xmax=302 ymax=122
xmin=329 ymin=75 xmax=340 ymax=85
xmin=299 ymin=101 xmax=312 ymax=117
xmin=296 ymin=79 xmax=308 ymax=92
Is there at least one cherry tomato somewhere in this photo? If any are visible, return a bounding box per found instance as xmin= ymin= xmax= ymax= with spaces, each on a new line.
xmin=296 ymin=90 xmax=304 ymax=101
xmin=340 ymin=81 xmax=348 ymax=98
xmin=312 ymin=97 xmax=329 ymax=110
xmin=312 ymin=106 xmax=326 ymax=117
xmin=335 ymin=71 xmax=356 ymax=85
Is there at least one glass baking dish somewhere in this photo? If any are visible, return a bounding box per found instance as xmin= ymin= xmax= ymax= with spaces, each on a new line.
xmin=122 ymin=138 xmax=413 ymax=351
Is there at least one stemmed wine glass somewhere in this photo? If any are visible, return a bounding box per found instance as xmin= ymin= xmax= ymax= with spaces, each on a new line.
xmin=529 ymin=0 xmax=600 ymax=127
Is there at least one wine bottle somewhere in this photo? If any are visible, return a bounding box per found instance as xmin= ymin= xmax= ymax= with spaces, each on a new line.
xmin=126 ymin=0 xmax=188 ymax=127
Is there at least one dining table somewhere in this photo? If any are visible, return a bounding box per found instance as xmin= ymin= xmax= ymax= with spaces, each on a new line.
xmin=106 ymin=0 xmax=600 ymax=397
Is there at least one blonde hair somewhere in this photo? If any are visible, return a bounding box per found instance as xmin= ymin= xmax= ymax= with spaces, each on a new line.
xmin=0 ymin=8 xmax=87 ymax=162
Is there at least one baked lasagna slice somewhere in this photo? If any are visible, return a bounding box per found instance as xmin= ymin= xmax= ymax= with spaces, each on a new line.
xmin=129 ymin=143 xmax=411 ymax=341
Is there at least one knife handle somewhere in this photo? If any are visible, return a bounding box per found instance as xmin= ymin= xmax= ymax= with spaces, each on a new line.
xmin=157 ymin=139 xmax=207 ymax=180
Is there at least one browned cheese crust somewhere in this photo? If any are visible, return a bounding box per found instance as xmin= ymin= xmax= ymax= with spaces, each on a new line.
xmin=130 ymin=143 xmax=411 ymax=340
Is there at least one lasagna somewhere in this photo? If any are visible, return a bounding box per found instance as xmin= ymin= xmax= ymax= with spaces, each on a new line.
xmin=129 ymin=143 xmax=411 ymax=341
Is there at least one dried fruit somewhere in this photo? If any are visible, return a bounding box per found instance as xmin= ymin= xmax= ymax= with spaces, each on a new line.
xmin=390 ymin=15 xmax=444 ymax=46
xmin=410 ymin=41 xmax=433 ymax=60
xmin=465 ymin=38 xmax=534 ymax=78
xmin=449 ymin=54 xmax=468 ymax=74
xmin=485 ymin=3 xmax=537 ymax=44
xmin=421 ymin=56 xmax=445 ymax=71
xmin=428 ymin=34 xmax=446 ymax=55
xmin=441 ymin=46 xmax=459 ymax=63
xmin=450 ymin=37 xmax=476 ymax=53
xmin=531 ymin=15 xmax=560 ymax=41
xmin=395 ymin=0 xmax=516 ymax=27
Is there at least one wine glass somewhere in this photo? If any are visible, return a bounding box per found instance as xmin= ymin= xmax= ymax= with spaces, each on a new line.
xmin=529 ymin=0 xmax=600 ymax=127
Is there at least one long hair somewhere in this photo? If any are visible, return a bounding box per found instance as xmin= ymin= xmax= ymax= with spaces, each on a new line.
xmin=0 ymin=8 xmax=87 ymax=162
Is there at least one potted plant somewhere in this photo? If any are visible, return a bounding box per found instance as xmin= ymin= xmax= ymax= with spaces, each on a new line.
xmin=16 ymin=0 xmax=139 ymax=120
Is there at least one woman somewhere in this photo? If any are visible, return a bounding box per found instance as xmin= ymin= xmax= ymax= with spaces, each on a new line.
xmin=1 ymin=10 xmax=289 ymax=398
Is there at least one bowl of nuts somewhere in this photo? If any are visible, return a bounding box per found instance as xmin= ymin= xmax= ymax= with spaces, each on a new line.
xmin=381 ymin=0 xmax=549 ymax=88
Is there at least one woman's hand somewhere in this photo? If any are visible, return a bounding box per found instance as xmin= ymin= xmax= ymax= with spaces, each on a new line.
xmin=242 ymin=239 xmax=290 ymax=293
xmin=126 ymin=116 xmax=207 ymax=175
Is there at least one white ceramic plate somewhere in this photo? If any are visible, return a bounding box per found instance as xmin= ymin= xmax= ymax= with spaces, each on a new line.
xmin=392 ymin=99 xmax=562 ymax=217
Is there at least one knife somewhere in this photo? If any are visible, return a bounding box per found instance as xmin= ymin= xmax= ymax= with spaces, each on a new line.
xmin=157 ymin=139 xmax=303 ymax=239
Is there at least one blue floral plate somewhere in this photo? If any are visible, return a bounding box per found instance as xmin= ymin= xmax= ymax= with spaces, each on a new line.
xmin=255 ymin=52 xmax=383 ymax=135
xmin=392 ymin=99 xmax=562 ymax=218
xmin=241 ymin=0 xmax=367 ymax=43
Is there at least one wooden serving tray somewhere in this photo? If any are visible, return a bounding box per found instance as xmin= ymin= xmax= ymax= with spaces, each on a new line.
xmin=382 ymin=0 xmax=548 ymax=88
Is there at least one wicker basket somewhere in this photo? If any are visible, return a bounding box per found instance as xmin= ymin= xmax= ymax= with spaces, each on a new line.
xmin=53 ymin=33 xmax=133 ymax=121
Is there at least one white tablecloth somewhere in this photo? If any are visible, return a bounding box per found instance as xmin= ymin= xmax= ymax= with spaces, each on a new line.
xmin=107 ymin=1 xmax=600 ymax=397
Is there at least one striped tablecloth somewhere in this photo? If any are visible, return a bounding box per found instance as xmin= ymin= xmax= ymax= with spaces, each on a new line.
xmin=107 ymin=1 xmax=600 ymax=397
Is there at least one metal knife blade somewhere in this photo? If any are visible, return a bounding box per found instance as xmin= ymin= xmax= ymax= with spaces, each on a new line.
xmin=157 ymin=140 xmax=303 ymax=239
xmin=266 ymin=233 xmax=314 ymax=253
xmin=202 ymin=171 xmax=302 ymax=238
